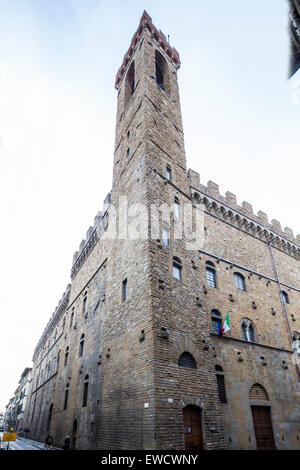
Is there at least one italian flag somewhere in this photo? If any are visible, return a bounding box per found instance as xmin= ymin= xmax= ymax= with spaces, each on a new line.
xmin=220 ymin=314 xmax=230 ymax=337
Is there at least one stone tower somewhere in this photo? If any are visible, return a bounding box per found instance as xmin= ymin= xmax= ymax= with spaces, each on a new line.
xmin=96 ymin=11 xmax=225 ymax=450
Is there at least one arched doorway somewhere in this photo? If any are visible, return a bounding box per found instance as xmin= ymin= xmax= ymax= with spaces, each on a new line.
xmin=249 ymin=384 xmax=276 ymax=450
xmin=72 ymin=419 xmax=77 ymax=449
xmin=183 ymin=405 xmax=203 ymax=450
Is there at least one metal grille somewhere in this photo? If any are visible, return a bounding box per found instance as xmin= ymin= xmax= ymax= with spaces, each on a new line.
xmin=211 ymin=311 xmax=221 ymax=335
xmin=234 ymin=273 xmax=245 ymax=291
xmin=178 ymin=352 xmax=197 ymax=369
xmin=216 ymin=375 xmax=227 ymax=403
xmin=206 ymin=268 xmax=216 ymax=288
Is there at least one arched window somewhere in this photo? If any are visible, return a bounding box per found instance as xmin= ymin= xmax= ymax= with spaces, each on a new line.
xmin=82 ymin=375 xmax=89 ymax=407
xmin=249 ymin=383 xmax=269 ymax=401
xmin=215 ymin=365 xmax=227 ymax=403
xmin=124 ymin=61 xmax=135 ymax=106
xmin=211 ymin=310 xmax=221 ymax=335
xmin=64 ymin=346 xmax=69 ymax=367
xmin=79 ymin=334 xmax=85 ymax=357
xmin=173 ymin=257 xmax=182 ymax=280
xmin=206 ymin=261 xmax=216 ymax=288
xmin=241 ymin=319 xmax=256 ymax=342
xmin=234 ymin=272 xmax=245 ymax=291
xmin=155 ymin=50 xmax=169 ymax=93
xmin=178 ymin=352 xmax=197 ymax=369
xmin=281 ymin=291 xmax=289 ymax=304
xmin=64 ymin=383 xmax=70 ymax=410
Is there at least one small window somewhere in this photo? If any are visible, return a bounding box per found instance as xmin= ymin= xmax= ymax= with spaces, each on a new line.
xmin=64 ymin=383 xmax=70 ymax=410
xmin=126 ymin=147 xmax=130 ymax=158
xmin=211 ymin=310 xmax=221 ymax=335
xmin=79 ymin=334 xmax=85 ymax=357
xmin=206 ymin=261 xmax=216 ymax=288
xmin=82 ymin=375 xmax=89 ymax=407
xmin=241 ymin=319 xmax=256 ymax=342
xmin=122 ymin=278 xmax=128 ymax=302
xmin=173 ymin=257 xmax=182 ymax=280
xmin=57 ymin=350 xmax=60 ymax=371
xmin=70 ymin=309 xmax=74 ymax=329
xmin=174 ymin=198 xmax=181 ymax=219
xmin=178 ymin=352 xmax=197 ymax=369
xmin=162 ymin=225 xmax=170 ymax=246
xmin=216 ymin=374 xmax=227 ymax=404
xmin=166 ymin=165 xmax=172 ymax=181
xmin=234 ymin=272 xmax=245 ymax=291
xmin=82 ymin=292 xmax=88 ymax=317
xmin=64 ymin=346 xmax=69 ymax=367
xmin=281 ymin=291 xmax=289 ymax=304
xmin=127 ymin=130 xmax=130 ymax=141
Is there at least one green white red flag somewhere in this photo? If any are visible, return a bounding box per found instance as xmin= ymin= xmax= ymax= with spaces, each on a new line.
xmin=221 ymin=314 xmax=230 ymax=337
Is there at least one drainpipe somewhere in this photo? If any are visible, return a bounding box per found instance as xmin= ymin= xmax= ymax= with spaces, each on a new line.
xmin=268 ymin=242 xmax=300 ymax=378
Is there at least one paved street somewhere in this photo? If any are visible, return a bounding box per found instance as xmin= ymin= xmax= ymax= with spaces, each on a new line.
xmin=0 ymin=432 xmax=60 ymax=450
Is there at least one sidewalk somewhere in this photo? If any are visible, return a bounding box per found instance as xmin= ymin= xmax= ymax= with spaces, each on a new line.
xmin=18 ymin=436 xmax=62 ymax=450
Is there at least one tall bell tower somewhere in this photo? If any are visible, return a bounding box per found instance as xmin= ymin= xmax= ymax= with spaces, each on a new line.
xmin=97 ymin=11 xmax=225 ymax=450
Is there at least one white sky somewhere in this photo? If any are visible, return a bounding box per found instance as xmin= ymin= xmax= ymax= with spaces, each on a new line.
xmin=0 ymin=0 xmax=299 ymax=411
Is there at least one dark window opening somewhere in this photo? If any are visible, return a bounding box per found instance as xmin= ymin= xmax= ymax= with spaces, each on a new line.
xmin=216 ymin=374 xmax=227 ymax=403
xmin=83 ymin=375 xmax=89 ymax=407
xmin=178 ymin=352 xmax=197 ymax=369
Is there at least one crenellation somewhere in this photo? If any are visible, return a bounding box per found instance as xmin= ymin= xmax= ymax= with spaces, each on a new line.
xmin=207 ymin=180 xmax=220 ymax=196
xmin=225 ymin=191 xmax=237 ymax=205
xmin=241 ymin=201 xmax=253 ymax=215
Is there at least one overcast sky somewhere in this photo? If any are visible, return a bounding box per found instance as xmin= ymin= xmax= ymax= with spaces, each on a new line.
xmin=0 ymin=0 xmax=299 ymax=411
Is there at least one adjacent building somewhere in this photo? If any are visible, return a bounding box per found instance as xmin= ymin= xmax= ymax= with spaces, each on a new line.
xmin=22 ymin=11 xmax=300 ymax=450
xmin=288 ymin=0 xmax=300 ymax=77
xmin=4 ymin=368 xmax=32 ymax=434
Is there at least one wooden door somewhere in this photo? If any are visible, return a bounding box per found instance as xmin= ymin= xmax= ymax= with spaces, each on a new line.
xmin=183 ymin=405 xmax=203 ymax=450
xmin=251 ymin=406 xmax=276 ymax=450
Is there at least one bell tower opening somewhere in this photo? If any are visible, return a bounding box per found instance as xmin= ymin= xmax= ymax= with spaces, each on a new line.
xmin=124 ymin=60 xmax=135 ymax=107
xmin=155 ymin=49 xmax=169 ymax=93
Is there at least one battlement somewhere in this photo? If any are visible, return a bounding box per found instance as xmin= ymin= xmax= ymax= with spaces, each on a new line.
xmin=188 ymin=169 xmax=300 ymax=256
xmin=32 ymin=283 xmax=71 ymax=361
xmin=71 ymin=192 xmax=111 ymax=280
xmin=115 ymin=10 xmax=180 ymax=90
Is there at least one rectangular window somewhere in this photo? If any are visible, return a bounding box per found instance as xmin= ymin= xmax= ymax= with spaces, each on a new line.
xmin=162 ymin=227 xmax=170 ymax=246
xmin=166 ymin=166 xmax=172 ymax=181
xmin=64 ymin=390 xmax=69 ymax=410
xmin=127 ymin=147 xmax=130 ymax=158
xmin=122 ymin=278 xmax=128 ymax=302
xmin=82 ymin=295 xmax=87 ymax=317
xmin=173 ymin=265 xmax=181 ymax=281
xmin=206 ymin=268 xmax=216 ymax=288
xmin=174 ymin=201 xmax=180 ymax=219
xmin=216 ymin=375 xmax=227 ymax=403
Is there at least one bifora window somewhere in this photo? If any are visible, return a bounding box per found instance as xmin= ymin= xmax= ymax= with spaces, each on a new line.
xmin=178 ymin=352 xmax=197 ymax=369
xmin=173 ymin=257 xmax=182 ymax=280
xmin=241 ymin=319 xmax=256 ymax=342
xmin=234 ymin=272 xmax=245 ymax=291
xmin=206 ymin=261 xmax=216 ymax=288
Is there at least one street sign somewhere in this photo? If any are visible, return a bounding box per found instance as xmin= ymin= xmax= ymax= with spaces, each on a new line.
xmin=2 ymin=433 xmax=17 ymax=442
